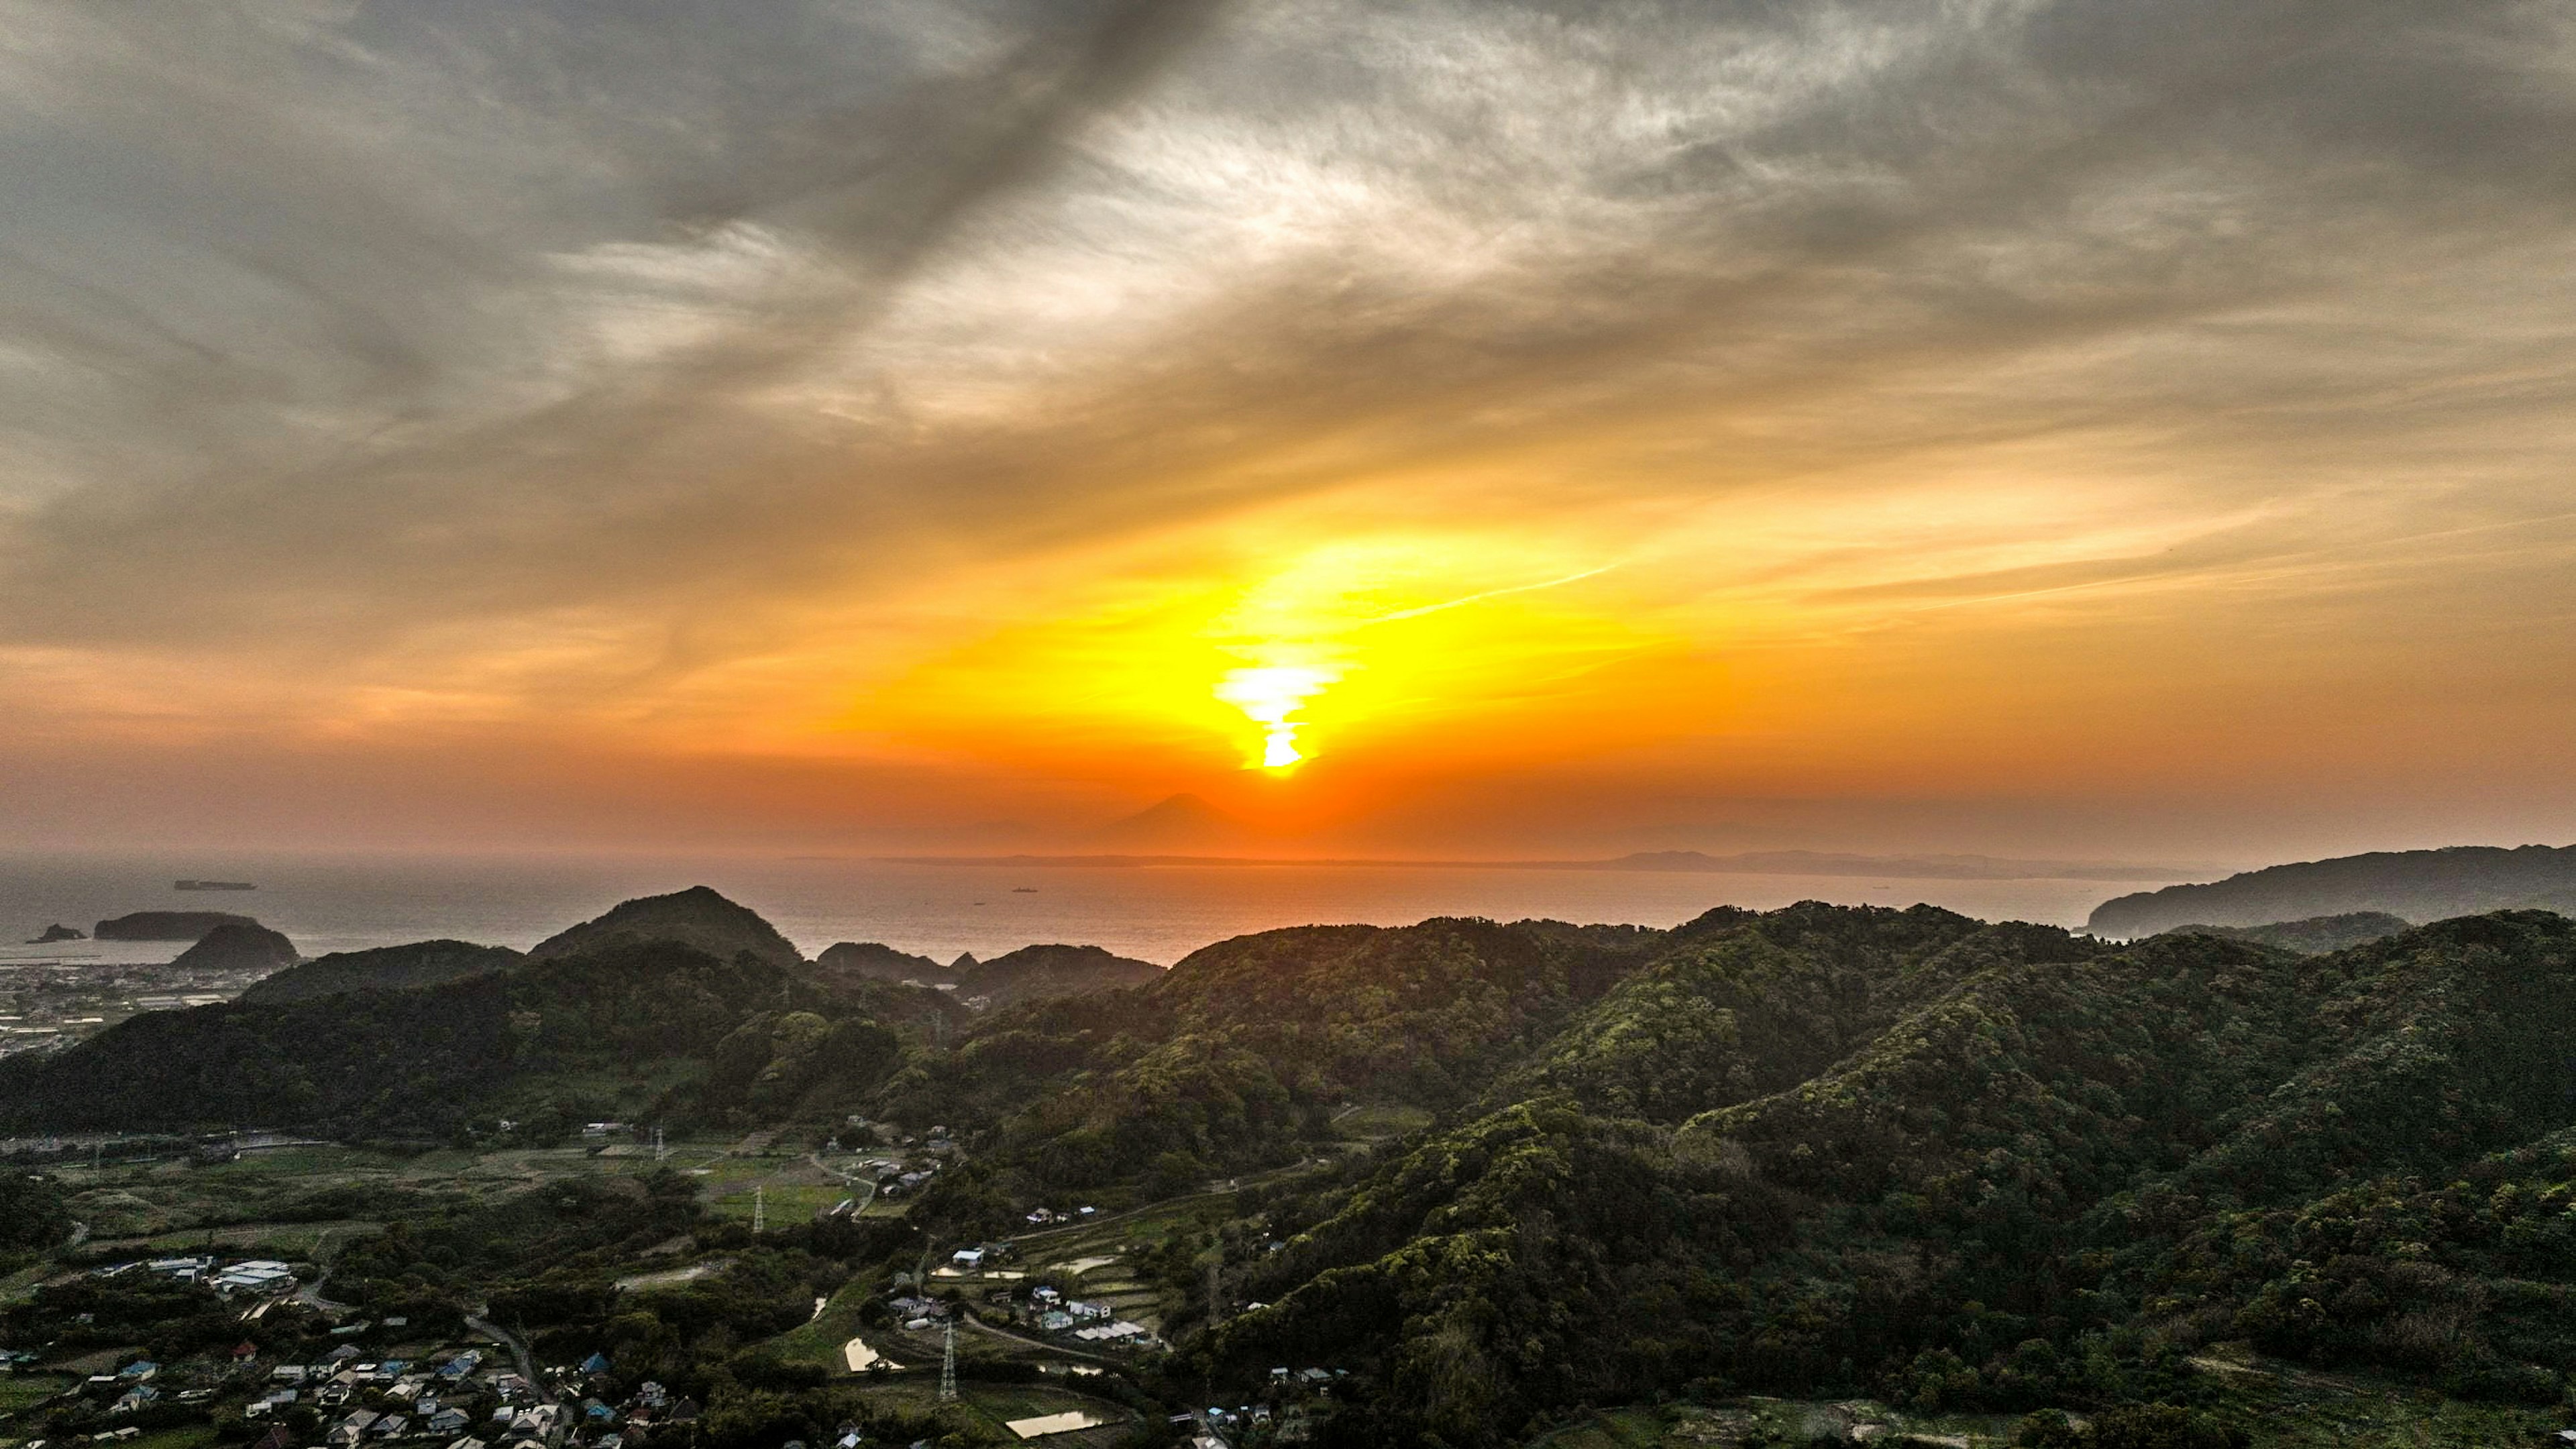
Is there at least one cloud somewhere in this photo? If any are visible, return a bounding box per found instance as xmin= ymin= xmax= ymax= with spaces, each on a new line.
xmin=1 ymin=0 xmax=2573 ymax=851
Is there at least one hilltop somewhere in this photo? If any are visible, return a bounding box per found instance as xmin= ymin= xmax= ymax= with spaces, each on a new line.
xmin=171 ymin=920 xmax=298 ymax=971
xmin=2089 ymin=843 xmax=2576 ymax=936
xmin=527 ymin=883 xmax=805 ymax=968
xmin=239 ymin=938 xmax=521 ymax=1003
xmin=815 ymin=938 xmax=1161 ymax=1008
xmin=2156 ymin=910 xmax=2412 ymax=954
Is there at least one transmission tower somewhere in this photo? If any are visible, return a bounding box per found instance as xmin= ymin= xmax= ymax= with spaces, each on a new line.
xmin=938 ymin=1319 xmax=958 ymax=1403
xmin=753 ymin=1185 xmax=765 ymax=1234
xmin=652 ymin=1126 xmax=666 ymax=1162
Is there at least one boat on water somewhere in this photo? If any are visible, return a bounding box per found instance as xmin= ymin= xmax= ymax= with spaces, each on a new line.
xmin=174 ymin=879 xmax=257 ymax=891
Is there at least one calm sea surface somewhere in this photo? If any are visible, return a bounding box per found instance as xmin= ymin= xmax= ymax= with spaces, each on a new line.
xmin=0 ymin=851 xmax=2172 ymax=967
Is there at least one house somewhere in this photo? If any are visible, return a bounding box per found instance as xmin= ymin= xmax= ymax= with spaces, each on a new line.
xmin=374 ymin=1415 xmax=409 ymax=1440
xmin=233 ymin=1342 xmax=260 ymax=1364
xmin=1065 ymin=1301 xmax=1113 ymax=1322
xmin=949 ymin=1248 xmax=985 ymax=1269
xmin=1038 ymin=1311 xmax=1074 ymax=1333
xmin=427 ymin=1409 xmax=471 ymax=1436
xmin=253 ymin=1424 xmax=294 ymax=1449
xmin=117 ymin=1361 xmax=158 ymax=1382
xmin=328 ymin=1410 xmax=381 ymax=1447
xmin=1030 ymin=1287 xmax=1061 ymax=1306
xmin=445 ymin=1438 xmax=488 ymax=1449
xmin=111 ymin=1386 xmax=159 ymax=1414
xmin=578 ymin=1352 xmax=611 ymax=1376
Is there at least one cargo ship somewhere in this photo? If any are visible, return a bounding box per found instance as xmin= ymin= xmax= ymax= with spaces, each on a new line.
xmin=174 ymin=879 xmax=257 ymax=891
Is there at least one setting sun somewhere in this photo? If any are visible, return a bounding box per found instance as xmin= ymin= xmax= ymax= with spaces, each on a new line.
xmin=1215 ymin=663 xmax=1336 ymax=769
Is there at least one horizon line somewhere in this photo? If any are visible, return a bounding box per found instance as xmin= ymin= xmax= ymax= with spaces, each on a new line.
xmin=863 ymin=849 xmax=2208 ymax=883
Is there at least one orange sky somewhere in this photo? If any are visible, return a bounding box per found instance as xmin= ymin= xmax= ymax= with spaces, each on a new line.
xmin=2 ymin=2 xmax=2575 ymax=864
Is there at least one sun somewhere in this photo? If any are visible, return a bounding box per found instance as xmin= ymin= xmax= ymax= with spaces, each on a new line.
xmin=1214 ymin=663 xmax=1338 ymax=770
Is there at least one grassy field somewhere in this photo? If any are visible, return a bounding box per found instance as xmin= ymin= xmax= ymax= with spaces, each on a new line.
xmin=762 ymin=1269 xmax=892 ymax=1371
xmin=0 ymin=1375 xmax=71 ymax=1415
xmin=1332 ymin=1102 xmax=1435 ymax=1140
xmin=847 ymin=1380 xmax=1135 ymax=1448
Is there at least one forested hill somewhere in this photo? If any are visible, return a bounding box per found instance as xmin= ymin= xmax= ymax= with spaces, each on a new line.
xmin=2088 ymin=842 xmax=2576 ymax=936
xmin=1193 ymin=909 xmax=2576 ymax=1446
xmin=0 ymin=890 xmax=966 ymax=1138
xmin=239 ymin=938 xmax=521 ymax=1002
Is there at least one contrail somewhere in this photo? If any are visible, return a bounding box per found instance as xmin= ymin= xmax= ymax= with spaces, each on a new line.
xmin=1358 ymin=564 xmax=1620 ymax=627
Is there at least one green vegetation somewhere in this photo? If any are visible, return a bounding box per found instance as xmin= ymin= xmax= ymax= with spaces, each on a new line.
xmin=238 ymin=939 xmax=521 ymax=1004
xmin=12 ymin=890 xmax=2576 ymax=1449
xmin=0 ymin=1174 xmax=70 ymax=1256
xmin=2156 ymin=913 xmax=2411 ymax=955
xmin=0 ymin=935 xmax=949 ymax=1139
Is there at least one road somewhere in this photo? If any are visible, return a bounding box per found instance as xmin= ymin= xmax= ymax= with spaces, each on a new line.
xmin=955 ymin=1306 xmax=1122 ymax=1367
xmin=804 ymin=1152 xmax=879 ymax=1218
xmin=294 ymin=1228 xmax=352 ymax=1311
xmin=466 ymin=1309 xmax=549 ymax=1403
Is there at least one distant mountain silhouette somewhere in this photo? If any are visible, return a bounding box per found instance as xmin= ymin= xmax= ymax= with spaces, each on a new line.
xmin=1090 ymin=792 xmax=1256 ymax=851
xmin=529 ymin=885 xmax=804 ymax=967
xmin=2088 ymin=843 xmax=2576 ymax=936
xmin=95 ymin=910 xmax=257 ymax=942
xmin=25 ymin=924 xmax=84 ymax=945
xmin=241 ymin=940 xmax=521 ymax=1004
xmin=173 ymin=921 xmax=298 ymax=972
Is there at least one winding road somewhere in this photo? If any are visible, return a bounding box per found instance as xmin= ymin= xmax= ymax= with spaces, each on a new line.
xmin=466 ymin=1310 xmax=550 ymax=1404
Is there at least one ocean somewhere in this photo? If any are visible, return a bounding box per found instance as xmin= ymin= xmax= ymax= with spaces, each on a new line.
xmin=0 ymin=851 xmax=2174 ymax=967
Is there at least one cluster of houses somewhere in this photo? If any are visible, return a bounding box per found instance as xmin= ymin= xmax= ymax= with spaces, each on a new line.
xmin=91 ymin=1255 xmax=297 ymax=1296
xmin=14 ymin=1339 xmax=704 ymax=1449
xmin=244 ymin=1346 xmax=698 ymax=1449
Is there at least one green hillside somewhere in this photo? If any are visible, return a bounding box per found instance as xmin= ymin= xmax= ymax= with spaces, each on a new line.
xmin=11 ymin=893 xmax=2576 ymax=1449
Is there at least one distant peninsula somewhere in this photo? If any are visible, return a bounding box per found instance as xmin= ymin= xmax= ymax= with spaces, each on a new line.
xmin=2089 ymin=843 xmax=2576 ymax=937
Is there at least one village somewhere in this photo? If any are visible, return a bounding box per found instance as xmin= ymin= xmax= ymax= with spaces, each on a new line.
xmin=0 ymin=1127 xmax=1363 ymax=1449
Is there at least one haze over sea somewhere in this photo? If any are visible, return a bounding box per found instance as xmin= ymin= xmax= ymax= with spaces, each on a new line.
xmin=0 ymin=851 xmax=2177 ymax=967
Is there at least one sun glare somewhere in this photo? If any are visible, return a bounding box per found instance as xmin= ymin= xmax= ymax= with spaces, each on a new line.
xmin=1215 ymin=664 xmax=1336 ymax=770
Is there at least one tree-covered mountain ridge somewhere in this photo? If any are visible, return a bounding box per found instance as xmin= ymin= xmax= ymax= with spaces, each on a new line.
xmin=2089 ymin=841 xmax=2576 ymax=936
xmin=1175 ymin=909 xmax=2576 ymax=1445
xmin=11 ymin=888 xmax=2576 ymax=1446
